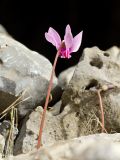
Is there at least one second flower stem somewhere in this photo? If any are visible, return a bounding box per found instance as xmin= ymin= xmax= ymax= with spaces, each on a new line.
xmin=97 ymin=89 xmax=105 ymax=133
xmin=37 ymin=50 xmax=60 ymax=149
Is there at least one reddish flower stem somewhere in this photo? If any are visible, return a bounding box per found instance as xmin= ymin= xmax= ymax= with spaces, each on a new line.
xmin=97 ymin=90 xmax=105 ymax=133
xmin=37 ymin=50 xmax=60 ymax=149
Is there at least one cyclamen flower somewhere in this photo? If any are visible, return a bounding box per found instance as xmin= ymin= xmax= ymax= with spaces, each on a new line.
xmin=45 ymin=25 xmax=83 ymax=59
xmin=37 ymin=25 xmax=83 ymax=149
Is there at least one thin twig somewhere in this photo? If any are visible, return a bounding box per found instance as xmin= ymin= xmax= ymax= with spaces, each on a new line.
xmin=5 ymin=107 xmax=15 ymax=156
xmin=0 ymin=94 xmax=31 ymax=120
xmin=37 ymin=51 xmax=60 ymax=149
xmin=0 ymin=89 xmax=28 ymax=116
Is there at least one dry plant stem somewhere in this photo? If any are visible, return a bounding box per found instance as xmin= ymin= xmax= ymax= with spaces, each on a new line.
xmin=97 ymin=90 xmax=105 ymax=133
xmin=37 ymin=50 xmax=60 ymax=149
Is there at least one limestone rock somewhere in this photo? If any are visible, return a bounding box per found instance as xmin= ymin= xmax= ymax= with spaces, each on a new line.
xmin=0 ymin=120 xmax=11 ymax=138
xmin=41 ymin=85 xmax=63 ymax=108
xmin=62 ymin=46 xmax=120 ymax=135
xmin=14 ymin=46 xmax=120 ymax=155
xmin=48 ymin=100 xmax=62 ymax=116
xmin=0 ymin=134 xmax=5 ymax=158
xmin=58 ymin=66 xmax=75 ymax=90
xmin=10 ymin=133 xmax=120 ymax=160
xmin=0 ymin=33 xmax=57 ymax=117
xmin=14 ymin=104 xmax=78 ymax=155
xmin=14 ymin=106 xmax=63 ymax=155
xmin=0 ymin=24 xmax=9 ymax=35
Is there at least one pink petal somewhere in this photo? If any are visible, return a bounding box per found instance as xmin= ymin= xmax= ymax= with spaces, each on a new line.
xmin=49 ymin=27 xmax=61 ymax=49
xmin=45 ymin=32 xmax=56 ymax=47
xmin=64 ymin=25 xmax=73 ymax=49
xmin=71 ymin=31 xmax=83 ymax=52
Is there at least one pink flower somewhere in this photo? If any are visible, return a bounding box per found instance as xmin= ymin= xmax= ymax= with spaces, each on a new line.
xmin=45 ymin=25 xmax=83 ymax=59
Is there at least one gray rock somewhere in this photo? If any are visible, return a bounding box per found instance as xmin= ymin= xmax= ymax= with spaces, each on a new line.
xmin=49 ymin=100 xmax=62 ymax=116
xmin=0 ymin=134 xmax=5 ymax=158
xmin=0 ymin=120 xmax=18 ymax=157
xmin=14 ymin=46 xmax=120 ymax=154
xmin=106 ymin=45 xmax=120 ymax=56
xmin=10 ymin=133 xmax=120 ymax=160
xmin=58 ymin=66 xmax=75 ymax=90
xmin=14 ymin=104 xmax=79 ymax=155
xmin=14 ymin=106 xmax=63 ymax=155
xmin=0 ymin=33 xmax=57 ymax=117
xmin=0 ymin=24 xmax=9 ymax=35
xmin=0 ymin=120 xmax=11 ymax=138
xmin=62 ymin=46 xmax=120 ymax=135
xmin=41 ymin=85 xmax=63 ymax=107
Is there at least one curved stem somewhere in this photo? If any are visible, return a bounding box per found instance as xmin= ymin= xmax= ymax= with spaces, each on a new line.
xmin=97 ymin=90 xmax=105 ymax=133
xmin=37 ymin=51 xmax=60 ymax=149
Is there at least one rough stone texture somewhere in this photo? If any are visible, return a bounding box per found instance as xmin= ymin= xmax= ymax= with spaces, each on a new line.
xmin=58 ymin=66 xmax=75 ymax=90
xmin=0 ymin=120 xmax=11 ymax=138
xmin=14 ymin=46 xmax=120 ymax=154
xmin=7 ymin=133 xmax=120 ymax=160
xmin=0 ymin=33 xmax=57 ymax=117
xmin=49 ymin=100 xmax=62 ymax=116
xmin=41 ymin=85 xmax=63 ymax=108
xmin=14 ymin=106 xmax=63 ymax=155
xmin=0 ymin=134 xmax=5 ymax=158
xmin=14 ymin=104 xmax=81 ymax=155
xmin=62 ymin=46 xmax=120 ymax=134
xmin=0 ymin=24 xmax=9 ymax=35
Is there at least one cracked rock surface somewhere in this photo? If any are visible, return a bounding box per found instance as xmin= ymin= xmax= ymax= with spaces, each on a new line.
xmin=0 ymin=29 xmax=120 ymax=160
xmin=8 ymin=133 xmax=120 ymax=160
xmin=0 ymin=33 xmax=57 ymax=117
xmin=62 ymin=46 xmax=120 ymax=134
xmin=14 ymin=46 xmax=120 ymax=155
